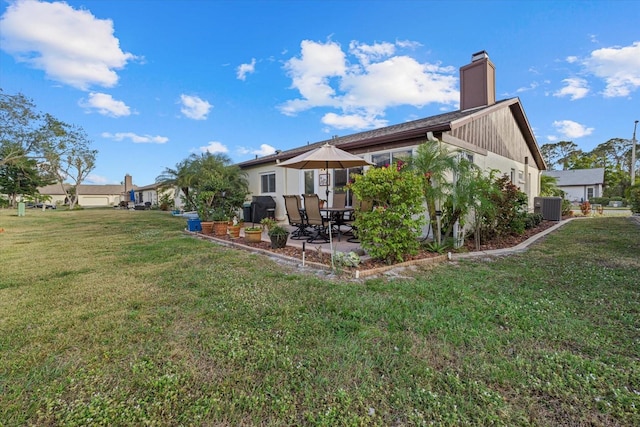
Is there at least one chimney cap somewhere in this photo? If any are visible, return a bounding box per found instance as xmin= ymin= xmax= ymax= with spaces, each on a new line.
xmin=471 ymin=50 xmax=489 ymax=62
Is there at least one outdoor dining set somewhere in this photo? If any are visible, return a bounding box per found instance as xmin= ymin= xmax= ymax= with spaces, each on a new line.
xmin=282 ymin=193 xmax=359 ymax=244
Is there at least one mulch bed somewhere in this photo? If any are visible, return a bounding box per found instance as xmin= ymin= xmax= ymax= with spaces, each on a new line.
xmin=202 ymin=218 xmax=568 ymax=270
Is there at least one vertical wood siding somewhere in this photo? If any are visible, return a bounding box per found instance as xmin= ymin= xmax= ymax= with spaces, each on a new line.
xmin=451 ymin=108 xmax=531 ymax=163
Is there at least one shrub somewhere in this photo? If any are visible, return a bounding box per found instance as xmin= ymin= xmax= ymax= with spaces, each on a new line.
xmin=627 ymin=185 xmax=640 ymax=213
xmin=482 ymin=174 xmax=528 ymax=238
xmin=589 ymin=197 xmax=609 ymax=206
xmin=580 ymin=201 xmax=591 ymax=215
xmin=524 ymin=212 xmax=544 ymax=229
xmin=350 ymin=162 xmax=425 ymax=264
xmin=333 ymin=251 xmax=361 ymax=267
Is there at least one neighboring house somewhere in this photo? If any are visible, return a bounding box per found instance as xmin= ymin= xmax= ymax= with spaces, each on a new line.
xmin=30 ymin=173 xmax=184 ymax=210
xmin=542 ymin=168 xmax=605 ymax=203
xmin=38 ymin=182 xmax=128 ymax=207
xmin=134 ymin=182 xmax=185 ymax=210
xmin=237 ymin=51 xmax=546 ymax=228
xmin=36 ymin=174 xmax=146 ymax=208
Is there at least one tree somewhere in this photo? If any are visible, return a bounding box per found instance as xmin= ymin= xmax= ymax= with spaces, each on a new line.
xmin=539 ymin=141 xmax=579 ymax=170
xmin=0 ymin=90 xmax=45 ymax=166
xmin=156 ymin=154 xmax=201 ymax=210
xmin=41 ymin=118 xmax=97 ymax=210
xmin=540 ymin=174 xmax=564 ymax=197
xmin=591 ymin=138 xmax=630 ymax=170
xmin=0 ymin=147 xmax=54 ymax=207
xmin=159 ymin=153 xmax=249 ymax=220
xmin=193 ymin=153 xmax=249 ymax=220
xmin=441 ymin=155 xmax=478 ymax=244
xmin=410 ymin=140 xmax=456 ymax=239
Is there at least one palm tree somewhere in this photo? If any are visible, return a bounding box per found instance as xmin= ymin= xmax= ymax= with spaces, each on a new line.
xmin=540 ymin=174 xmax=564 ymax=197
xmin=410 ymin=140 xmax=456 ymax=240
xmin=156 ymin=154 xmax=200 ymax=210
xmin=442 ymin=155 xmax=478 ymax=244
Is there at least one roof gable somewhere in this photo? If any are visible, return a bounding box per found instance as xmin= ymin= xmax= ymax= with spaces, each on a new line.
xmin=238 ymin=98 xmax=544 ymax=170
xmin=542 ymin=168 xmax=605 ymax=186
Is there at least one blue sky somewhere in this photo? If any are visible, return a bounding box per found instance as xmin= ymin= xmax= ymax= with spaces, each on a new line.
xmin=1 ymin=0 xmax=639 ymax=186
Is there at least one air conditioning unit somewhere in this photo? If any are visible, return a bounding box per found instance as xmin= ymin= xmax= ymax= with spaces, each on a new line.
xmin=533 ymin=197 xmax=562 ymax=221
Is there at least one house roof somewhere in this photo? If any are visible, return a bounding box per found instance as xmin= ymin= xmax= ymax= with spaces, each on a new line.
xmin=237 ymin=98 xmax=545 ymax=170
xmin=542 ymin=168 xmax=605 ymax=186
xmin=135 ymin=182 xmax=162 ymax=191
xmin=38 ymin=183 xmax=129 ymax=195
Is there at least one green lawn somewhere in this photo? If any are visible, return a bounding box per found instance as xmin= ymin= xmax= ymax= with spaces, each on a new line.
xmin=1 ymin=209 xmax=638 ymax=426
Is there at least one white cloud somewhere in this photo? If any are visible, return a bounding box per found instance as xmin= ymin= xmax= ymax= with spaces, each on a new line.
xmin=553 ymin=78 xmax=589 ymax=100
xmin=80 ymin=92 xmax=131 ymax=117
xmin=321 ymin=112 xmax=387 ymax=130
xmin=516 ymin=82 xmax=539 ymax=93
xmin=583 ymin=41 xmax=640 ymax=97
xmin=179 ymin=94 xmax=212 ymax=120
xmin=566 ymin=56 xmax=578 ymax=64
xmin=252 ymin=144 xmax=276 ymax=156
xmin=102 ymin=132 xmax=168 ymax=144
xmin=237 ymin=58 xmax=256 ymax=81
xmin=279 ymin=39 xmax=458 ymax=131
xmin=552 ymin=120 xmax=594 ymax=139
xmin=0 ymin=0 xmax=136 ymax=90
xmin=546 ymin=135 xmax=558 ymax=142
xmin=198 ymin=141 xmax=228 ymax=154
xmin=348 ymin=40 xmax=396 ymax=66
xmin=237 ymin=144 xmax=277 ymax=157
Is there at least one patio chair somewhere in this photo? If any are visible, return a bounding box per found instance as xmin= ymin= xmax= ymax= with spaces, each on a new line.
xmin=283 ymin=195 xmax=309 ymax=240
xmin=302 ymin=193 xmax=329 ymax=243
xmin=332 ymin=192 xmax=346 ymax=209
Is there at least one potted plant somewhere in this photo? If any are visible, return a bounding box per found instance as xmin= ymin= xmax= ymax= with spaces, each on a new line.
xmin=197 ymin=205 xmax=214 ymax=235
xmin=261 ymin=218 xmax=289 ymax=249
xmin=228 ymin=215 xmax=241 ymax=239
xmin=243 ymin=225 xmax=263 ymax=243
xmin=211 ymin=208 xmax=229 ymax=236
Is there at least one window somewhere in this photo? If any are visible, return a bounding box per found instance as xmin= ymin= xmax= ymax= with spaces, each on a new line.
xmin=334 ymin=167 xmax=363 ymax=206
xmin=304 ymin=170 xmax=314 ymax=195
xmin=372 ymin=149 xmax=412 ymax=167
xmin=510 ymin=168 xmax=516 ymax=183
xmin=261 ymin=172 xmax=276 ymax=193
xmin=458 ymin=151 xmax=474 ymax=163
xmin=587 ymin=187 xmax=594 ymax=200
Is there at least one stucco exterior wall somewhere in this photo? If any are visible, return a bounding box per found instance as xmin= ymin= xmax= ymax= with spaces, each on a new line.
xmin=561 ymin=184 xmax=602 ymax=203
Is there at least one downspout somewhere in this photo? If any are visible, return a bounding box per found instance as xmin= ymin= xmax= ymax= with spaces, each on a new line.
xmin=524 ymin=156 xmax=530 ymax=209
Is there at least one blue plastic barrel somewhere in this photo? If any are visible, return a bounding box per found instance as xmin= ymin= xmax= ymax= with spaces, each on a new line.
xmin=187 ymin=218 xmax=202 ymax=232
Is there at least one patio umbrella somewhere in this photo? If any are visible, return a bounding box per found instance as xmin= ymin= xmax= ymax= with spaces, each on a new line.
xmin=277 ymin=143 xmax=372 ymax=200
xmin=278 ymin=143 xmax=372 ymax=269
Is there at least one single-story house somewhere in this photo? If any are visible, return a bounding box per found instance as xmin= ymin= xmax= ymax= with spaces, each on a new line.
xmin=237 ymin=51 xmax=547 ymax=229
xmin=542 ymin=168 xmax=605 ymax=203
xmin=35 ymin=174 xmax=183 ymax=209
xmin=38 ymin=182 xmax=128 ymax=207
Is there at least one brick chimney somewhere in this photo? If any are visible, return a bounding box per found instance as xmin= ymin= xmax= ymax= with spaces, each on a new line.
xmin=460 ymin=50 xmax=496 ymax=111
xmin=124 ymin=174 xmax=133 ymax=192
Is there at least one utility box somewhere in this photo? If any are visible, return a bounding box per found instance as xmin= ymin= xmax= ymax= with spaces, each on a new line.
xmin=18 ymin=202 xmax=26 ymax=217
xmin=533 ymin=197 xmax=562 ymax=221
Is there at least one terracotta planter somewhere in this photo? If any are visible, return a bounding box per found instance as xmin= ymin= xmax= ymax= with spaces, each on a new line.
xmin=200 ymin=221 xmax=214 ymax=235
xmin=244 ymin=229 xmax=263 ymax=243
xmin=228 ymin=224 xmax=241 ymax=239
xmin=213 ymin=221 xmax=228 ymax=236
